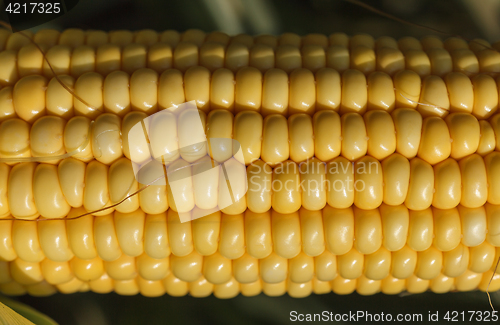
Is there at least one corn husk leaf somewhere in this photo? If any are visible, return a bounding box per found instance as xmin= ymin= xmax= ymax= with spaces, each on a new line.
xmin=0 ymin=297 xmax=58 ymax=325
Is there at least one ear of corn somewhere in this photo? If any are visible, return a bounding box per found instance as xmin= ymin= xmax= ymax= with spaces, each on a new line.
xmin=1 ymin=28 xmax=500 ymax=298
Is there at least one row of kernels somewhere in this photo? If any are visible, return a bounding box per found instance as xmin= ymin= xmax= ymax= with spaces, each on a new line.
xmin=3 ymin=270 xmax=499 ymax=298
xmin=377 ymin=45 xmax=500 ymax=78
xmin=4 ymin=39 xmax=492 ymax=80
xmin=0 ymin=156 xmax=413 ymax=217
xmin=4 ymin=67 xmax=500 ymax=125
xmin=2 ymin=40 xmax=359 ymax=79
xmin=0 ymin=157 xmax=445 ymax=219
xmin=2 ymin=30 xmax=500 ymax=79
xmin=2 ymin=105 xmax=498 ymax=167
xmin=1 ymin=241 xmax=498 ymax=286
xmin=1 ymin=41 xmax=361 ymax=81
xmin=1 ymin=205 xmax=499 ymax=263
xmin=0 ymin=29 xmax=342 ymax=52
xmin=132 ymin=108 xmax=487 ymax=165
xmin=1 ymin=257 xmax=499 ymax=298
xmin=250 ymin=152 xmax=496 ymax=212
xmin=2 ymin=147 xmax=500 ymax=220
xmin=0 ymin=29 xmax=214 ymax=52
xmin=1 ymin=28 xmax=493 ymax=53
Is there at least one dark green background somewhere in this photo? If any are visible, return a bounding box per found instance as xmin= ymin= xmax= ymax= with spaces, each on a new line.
xmin=14 ymin=288 xmax=500 ymax=324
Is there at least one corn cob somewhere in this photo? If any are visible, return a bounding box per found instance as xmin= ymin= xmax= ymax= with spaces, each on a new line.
xmin=1 ymin=29 xmax=500 ymax=85
xmin=2 ymin=67 xmax=500 ymax=123
xmin=2 ymin=29 xmax=500 ymax=299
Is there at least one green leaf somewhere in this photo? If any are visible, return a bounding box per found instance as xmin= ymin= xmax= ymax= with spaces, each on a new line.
xmin=0 ymin=296 xmax=58 ymax=325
